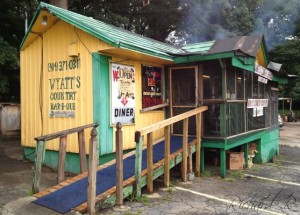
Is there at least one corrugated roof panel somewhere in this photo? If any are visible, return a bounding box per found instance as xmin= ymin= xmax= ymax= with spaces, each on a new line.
xmin=181 ymin=41 xmax=215 ymax=53
xmin=208 ymin=35 xmax=263 ymax=57
xmin=21 ymin=2 xmax=183 ymax=61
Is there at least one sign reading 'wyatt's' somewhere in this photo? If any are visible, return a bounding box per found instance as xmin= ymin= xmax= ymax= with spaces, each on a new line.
xmin=48 ymin=58 xmax=81 ymax=118
xmin=111 ymin=63 xmax=135 ymax=124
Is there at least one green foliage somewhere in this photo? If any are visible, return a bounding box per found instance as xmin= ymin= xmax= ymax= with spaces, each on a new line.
xmin=0 ymin=0 xmax=38 ymax=101
xmin=270 ymin=39 xmax=300 ymax=103
xmin=69 ymin=0 xmax=183 ymax=42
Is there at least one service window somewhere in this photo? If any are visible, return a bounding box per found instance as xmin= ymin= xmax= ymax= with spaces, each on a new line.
xmin=141 ymin=65 xmax=163 ymax=109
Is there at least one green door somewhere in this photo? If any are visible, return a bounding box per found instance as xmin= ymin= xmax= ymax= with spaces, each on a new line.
xmin=92 ymin=53 xmax=113 ymax=155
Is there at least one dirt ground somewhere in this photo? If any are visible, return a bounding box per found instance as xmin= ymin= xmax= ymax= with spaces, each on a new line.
xmin=0 ymin=136 xmax=57 ymax=208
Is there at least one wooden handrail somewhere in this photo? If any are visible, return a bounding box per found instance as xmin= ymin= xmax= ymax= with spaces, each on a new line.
xmin=32 ymin=123 xmax=99 ymax=194
xmin=140 ymin=102 xmax=169 ymax=113
xmin=135 ymin=106 xmax=208 ymax=140
xmin=134 ymin=106 xmax=208 ymax=197
xmin=35 ymin=123 xmax=99 ymax=141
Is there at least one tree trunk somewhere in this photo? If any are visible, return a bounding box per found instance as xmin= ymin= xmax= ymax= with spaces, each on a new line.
xmin=49 ymin=0 xmax=68 ymax=9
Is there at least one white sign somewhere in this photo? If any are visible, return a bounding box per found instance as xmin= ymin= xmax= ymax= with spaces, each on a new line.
xmin=252 ymin=108 xmax=264 ymax=117
xmin=255 ymin=63 xmax=273 ymax=80
xmin=247 ymin=99 xmax=268 ymax=108
xmin=258 ymin=76 xmax=268 ymax=84
xmin=111 ymin=63 xmax=135 ymax=125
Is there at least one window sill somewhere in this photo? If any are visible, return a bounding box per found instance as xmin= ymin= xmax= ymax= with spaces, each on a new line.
xmin=140 ymin=102 xmax=169 ymax=113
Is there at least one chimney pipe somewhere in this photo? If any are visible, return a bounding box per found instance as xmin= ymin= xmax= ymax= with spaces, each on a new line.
xmin=49 ymin=0 xmax=68 ymax=10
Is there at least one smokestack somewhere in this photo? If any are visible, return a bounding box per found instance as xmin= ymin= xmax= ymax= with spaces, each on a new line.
xmin=49 ymin=0 xmax=68 ymax=10
xmin=25 ymin=12 xmax=28 ymax=34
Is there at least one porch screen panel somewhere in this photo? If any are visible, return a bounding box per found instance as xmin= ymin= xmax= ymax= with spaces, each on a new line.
xmin=227 ymin=103 xmax=245 ymax=136
xmin=172 ymin=68 xmax=195 ymax=105
xmin=226 ymin=64 xmax=235 ymax=99
xmin=203 ymin=103 xmax=222 ymax=137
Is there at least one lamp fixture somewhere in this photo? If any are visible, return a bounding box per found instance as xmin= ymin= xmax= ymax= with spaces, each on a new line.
xmin=42 ymin=16 xmax=48 ymax=26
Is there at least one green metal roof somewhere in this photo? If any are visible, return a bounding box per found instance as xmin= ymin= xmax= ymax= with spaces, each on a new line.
xmin=20 ymin=2 xmax=184 ymax=61
xmin=181 ymin=41 xmax=215 ymax=54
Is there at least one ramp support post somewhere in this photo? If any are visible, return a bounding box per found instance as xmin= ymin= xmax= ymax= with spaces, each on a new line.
xmin=134 ymin=131 xmax=143 ymax=197
xmin=87 ymin=127 xmax=98 ymax=215
xmin=116 ymin=122 xmax=123 ymax=205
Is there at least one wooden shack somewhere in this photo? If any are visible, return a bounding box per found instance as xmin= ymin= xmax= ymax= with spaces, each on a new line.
xmin=20 ymin=3 xmax=287 ymax=176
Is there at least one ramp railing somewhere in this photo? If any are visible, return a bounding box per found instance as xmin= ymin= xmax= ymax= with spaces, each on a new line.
xmin=32 ymin=123 xmax=99 ymax=195
xmin=134 ymin=106 xmax=208 ymax=196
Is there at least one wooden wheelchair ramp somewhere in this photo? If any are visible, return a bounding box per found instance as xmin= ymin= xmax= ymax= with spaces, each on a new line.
xmin=32 ymin=106 xmax=207 ymax=214
xmin=32 ymin=136 xmax=196 ymax=214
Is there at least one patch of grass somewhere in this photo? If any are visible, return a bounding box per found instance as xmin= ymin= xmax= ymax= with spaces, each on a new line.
xmin=202 ymin=169 xmax=215 ymax=177
xmin=123 ymin=211 xmax=142 ymax=215
xmin=162 ymin=193 xmax=173 ymax=202
xmin=228 ymin=170 xmax=245 ymax=177
xmin=219 ymin=185 xmax=226 ymax=189
xmin=224 ymin=177 xmax=236 ymax=182
xmin=168 ymin=187 xmax=173 ymax=194
xmin=249 ymin=165 xmax=261 ymax=172
xmin=27 ymin=188 xmax=34 ymax=196
xmin=225 ymin=170 xmax=247 ymax=181
xmin=169 ymin=178 xmax=180 ymax=187
xmin=127 ymin=193 xmax=150 ymax=206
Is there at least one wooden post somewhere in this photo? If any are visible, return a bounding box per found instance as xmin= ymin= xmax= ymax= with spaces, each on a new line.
xmin=164 ymin=126 xmax=170 ymax=187
xmin=195 ymin=113 xmax=202 ymax=177
xmin=134 ymin=132 xmax=143 ymax=197
xmin=87 ymin=127 xmax=98 ymax=215
xmin=147 ymin=132 xmax=153 ymax=194
xmin=115 ymin=122 xmax=123 ymax=206
xmin=188 ymin=145 xmax=193 ymax=173
xmin=220 ymin=149 xmax=226 ymax=178
xmin=244 ymin=143 xmax=249 ymax=168
xmin=32 ymin=140 xmax=45 ymax=193
xmin=182 ymin=118 xmax=188 ymax=182
xmin=78 ymin=130 xmax=87 ymax=173
xmin=200 ymin=148 xmax=205 ymax=174
xmin=58 ymin=136 xmax=67 ymax=184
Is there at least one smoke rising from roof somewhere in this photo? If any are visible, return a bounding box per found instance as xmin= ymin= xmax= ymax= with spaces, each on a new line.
xmin=176 ymin=0 xmax=300 ymax=50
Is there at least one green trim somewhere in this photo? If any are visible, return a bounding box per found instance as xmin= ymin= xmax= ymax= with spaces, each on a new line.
xmin=19 ymin=7 xmax=43 ymax=49
xmin=272 ymin=75 xmax=288 ymax=84
xmin=231 ymin=56 xmax=255 ymax=72
xmin=92 ymin=53 xmax=113 ymax=155
xmin=260 ymin=42 xmax=269 ymax=66
xmin=201 ymin=126 xmax=279 ymax=176
xmin=174 ymin=52 xmax=234 ymax=64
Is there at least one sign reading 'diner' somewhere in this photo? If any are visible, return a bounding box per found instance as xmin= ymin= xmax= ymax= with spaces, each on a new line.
xmin=111 ymin=63 xmax=136 ymax=125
